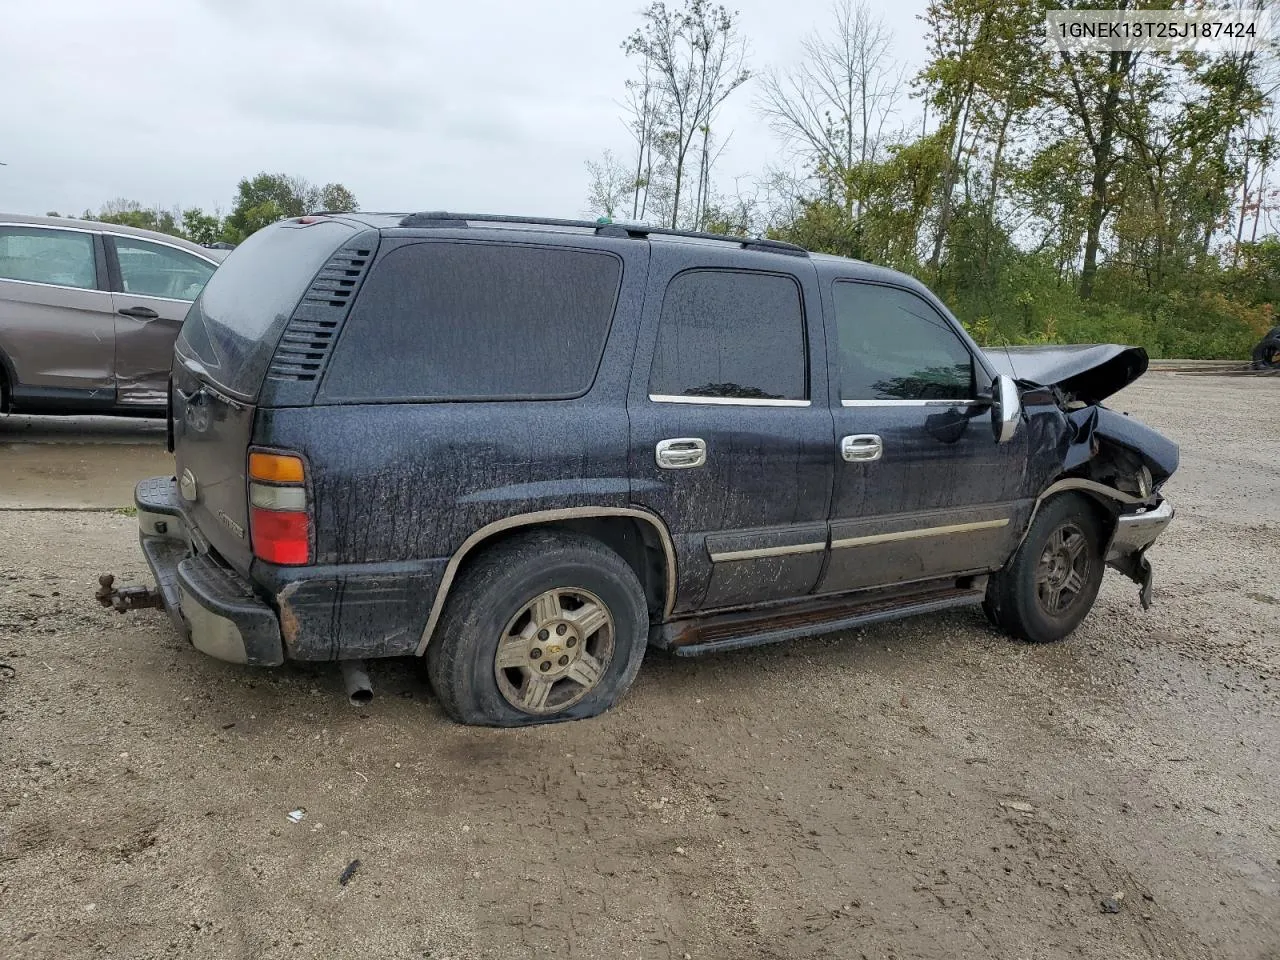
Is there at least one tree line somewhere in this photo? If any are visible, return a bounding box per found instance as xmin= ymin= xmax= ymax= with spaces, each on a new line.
xmin=587 ymin=0 xmax=1280 ymax=360
xmin=54 ymin=173 xmax=358 ymax=247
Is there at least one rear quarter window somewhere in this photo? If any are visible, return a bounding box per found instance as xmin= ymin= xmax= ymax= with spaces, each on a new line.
xmin=319 ymin=241 xmax=623 ymax=402
xmin=176 ymin=219 xmax=359 ymax=399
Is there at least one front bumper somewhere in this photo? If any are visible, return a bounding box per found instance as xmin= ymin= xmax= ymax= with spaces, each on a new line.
xmin=1105 ymin=498 xmax=1175 ymax=609
xmin=1108 ymin=498 xmax=1174 ymax=559
xmin=136 ymin=477 xmax=284 ymax=666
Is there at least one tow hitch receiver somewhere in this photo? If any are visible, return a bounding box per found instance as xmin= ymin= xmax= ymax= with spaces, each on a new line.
xmin=95 ymin=574 xmax=164 ymax=614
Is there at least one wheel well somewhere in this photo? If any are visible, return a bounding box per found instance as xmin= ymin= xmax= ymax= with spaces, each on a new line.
xmin=1067 ymin=489 xmax=1118 ymax=542
xmin=554 ymin=517 xmax=668 ymax=619
xmin=446 ymin=515 xmax=671 ymax=622
xmin=1038 ymin=483 xmax=1123 ymax=547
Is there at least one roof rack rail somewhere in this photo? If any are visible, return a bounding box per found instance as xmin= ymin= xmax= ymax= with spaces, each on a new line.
xmin=395 ymin=211 xmax=809 ymax=257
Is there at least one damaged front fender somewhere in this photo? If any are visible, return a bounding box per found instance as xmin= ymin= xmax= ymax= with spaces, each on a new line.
xmin=1066 ymin=405 xmax=1180 ymax=487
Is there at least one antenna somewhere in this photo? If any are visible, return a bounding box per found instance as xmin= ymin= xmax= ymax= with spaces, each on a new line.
xmin=1002 ymin=339 xmax=1019 ymax=382
xmin=988 ymin=326 xmax=1021 ymax=384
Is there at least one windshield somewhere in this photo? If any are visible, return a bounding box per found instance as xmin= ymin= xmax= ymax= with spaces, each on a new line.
xmin=176 ymin=219 xmax=356 ymax=399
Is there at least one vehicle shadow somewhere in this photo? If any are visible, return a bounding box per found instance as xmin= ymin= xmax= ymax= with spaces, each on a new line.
xmin=0 ymin=412 xmax=165 ymax=444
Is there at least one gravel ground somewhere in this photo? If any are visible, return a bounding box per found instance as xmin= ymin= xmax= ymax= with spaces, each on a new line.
xmin=1 ymin=374 xmax=1278 ymax=960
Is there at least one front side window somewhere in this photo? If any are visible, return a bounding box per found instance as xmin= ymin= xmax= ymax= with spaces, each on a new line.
xmin=832 ymin=281 xmax=975 ymax=401
xmin=113 ymin=237 xmax=215 ymax=301
xmin=649 ymin=270 xmax=807 ymax=401
xmin=321 ymin=241 xmax=623 ymax=402
xmin=0 ymin=226 xmax=97 ymax=289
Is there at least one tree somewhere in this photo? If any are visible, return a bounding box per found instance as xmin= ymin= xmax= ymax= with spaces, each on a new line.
xmin=182 ymin=208 xmax=223 ymax=246
xmin=585 ymin=149 xmax=633 ymax=218
xmin=315 ymin=182 xmax=358 ymax=213
xmin=223 ymin=173 xmax=360 ymax=241
xmin=757 ymin=0 xmax=905 ymax=219
xmin=85 ymin=199 xmax=183 ymax=237
xmin=917 ymin=0 xmax=1046 ymax=279
xmin=622 ymin=57 xmax=664 ymax=219
xmin=624 ymin=0 xmax=750 ymax=229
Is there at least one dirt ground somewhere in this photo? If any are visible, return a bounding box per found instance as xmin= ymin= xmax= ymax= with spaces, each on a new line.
xmin=1 ymin=374 xmax=1278 ymax=960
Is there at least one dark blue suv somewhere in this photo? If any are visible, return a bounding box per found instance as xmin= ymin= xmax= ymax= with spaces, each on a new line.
xmin=115 ymin=212 xmax=1177 ymax=726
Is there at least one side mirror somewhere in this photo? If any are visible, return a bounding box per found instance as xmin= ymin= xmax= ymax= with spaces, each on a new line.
xmin=991 ymin=374 xmax=1022 ymax=444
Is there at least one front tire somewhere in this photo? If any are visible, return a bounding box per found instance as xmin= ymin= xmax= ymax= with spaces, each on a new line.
xmin=426 ymin=530 xmax=649 ymax=727
xmin=984 ymin=493 xmax=1106 ymax=644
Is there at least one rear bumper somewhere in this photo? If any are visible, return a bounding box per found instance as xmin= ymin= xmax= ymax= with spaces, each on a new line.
xmin=136 ymin=478 xmax=284 ymax=666
xmin=136 ymin=476 xmax=442 ymax=663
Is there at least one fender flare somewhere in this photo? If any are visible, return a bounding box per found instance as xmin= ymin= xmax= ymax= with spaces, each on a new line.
xmin=1016 ymin=477 xmax=1149 ymax=551
xmin=414 ymin=506 xmax=679 ymax=656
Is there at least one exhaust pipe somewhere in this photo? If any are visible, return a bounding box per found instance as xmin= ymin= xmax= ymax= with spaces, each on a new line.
xmin=340 ymin=660 xmax=373 ymax=706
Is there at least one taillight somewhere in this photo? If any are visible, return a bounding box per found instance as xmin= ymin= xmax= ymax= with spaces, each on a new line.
xmin=248 ymin=451 xmax=310 ymax=565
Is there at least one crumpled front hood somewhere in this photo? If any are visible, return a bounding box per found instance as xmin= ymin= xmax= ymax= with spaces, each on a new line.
xmin=983 ymin=344 xmax=1149 ymax=404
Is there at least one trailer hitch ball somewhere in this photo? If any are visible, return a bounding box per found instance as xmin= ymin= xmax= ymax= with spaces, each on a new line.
xmin=95 ymin=574 xmax=165 ymax=613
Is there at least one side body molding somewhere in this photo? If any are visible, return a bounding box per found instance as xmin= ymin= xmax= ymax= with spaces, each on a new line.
xmin=414 ymin=507 xmax=679 ymax=655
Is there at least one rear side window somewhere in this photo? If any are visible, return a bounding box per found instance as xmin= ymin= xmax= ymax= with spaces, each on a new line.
xmin=176 ymin=219 xmax=358 ymax=399
xmin=649 ymin=269 xmax=807 ymax=401
xmin=320 ymin=242 xmax=622 ymax=402
xmin=832 ymin=281 xmax=975 ymax=401
xmin=0 ymin=226 xmax=97 ymax=289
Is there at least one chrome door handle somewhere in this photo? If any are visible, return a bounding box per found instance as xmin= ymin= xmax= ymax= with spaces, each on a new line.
xmin=655 ymin=437 xmax=707 ymax=469
xmin=841 ymin=434 xmax=882 ymax=462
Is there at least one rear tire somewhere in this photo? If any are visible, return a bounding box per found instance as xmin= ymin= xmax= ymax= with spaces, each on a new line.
xmin=984 ymin=493 xmax=1106 ymax=644
xmin=426 ymin=530 xmax=649 ymax=727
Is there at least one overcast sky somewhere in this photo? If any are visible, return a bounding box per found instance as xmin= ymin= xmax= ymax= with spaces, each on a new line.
xmin=0 ymin=0 xmax=931 ymax=220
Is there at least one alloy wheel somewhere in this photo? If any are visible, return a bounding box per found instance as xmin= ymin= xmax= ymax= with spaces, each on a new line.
xmin=1035 ymin=522 xmax=1091 ymax=617
xmin=493 ymin=587 xmax=615 ymax=714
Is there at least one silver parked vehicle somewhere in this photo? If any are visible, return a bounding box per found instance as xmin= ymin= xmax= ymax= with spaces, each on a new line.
xmin=0 ymin=214 xmax=225 ymax=415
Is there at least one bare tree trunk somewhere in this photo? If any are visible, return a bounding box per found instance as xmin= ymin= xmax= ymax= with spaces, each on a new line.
xmin=1080 ymin=163 xmax=1109 ymax=300
xmin=1076 ymin=49 xmax=1131 ymax=300
xmin=670 ymin=148 xmax=685 ymax=229
xmin=696 ymin=125 xmax=712 ymax=228
xmin=928 ymin=81 xmax=973 ymax=275
xmin=978 ymin=96 xmax=1014 ymax=284
xmin=1234 ymin=135 xmax=1252 ymax=268
xmin=640 ymin=144 xmax=654 ymax=220
xmin=1252 ymin=161 xmax=1268 ymax=244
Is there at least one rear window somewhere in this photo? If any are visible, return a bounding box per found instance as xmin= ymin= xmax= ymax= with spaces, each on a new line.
xmin=176 ymin=219 xmax=357 ymax=399
xmin=319 ymin=241 xmax=623 ymax=402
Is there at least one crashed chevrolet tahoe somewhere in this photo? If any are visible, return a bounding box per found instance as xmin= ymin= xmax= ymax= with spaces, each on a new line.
xmin=102 ymin=212 xmax=1177 ymax=727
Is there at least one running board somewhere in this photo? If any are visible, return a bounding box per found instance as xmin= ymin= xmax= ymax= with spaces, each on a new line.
xmin=660 ymin=584 xmax=986 ymax=657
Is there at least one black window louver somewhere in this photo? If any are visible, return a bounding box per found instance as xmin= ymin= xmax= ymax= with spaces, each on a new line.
xmin=267 ymin=247 xmax=373 ymax=382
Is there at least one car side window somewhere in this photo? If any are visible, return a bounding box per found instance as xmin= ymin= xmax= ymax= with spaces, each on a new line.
xmin=320 ymin=241 xmax=623 ymax=402
xmin=0 ymin=226 xmax=97 ymax=289
xmin=113 ymin=237 xmax=215 ymax=301
xmin=650 ymin=269 xmax=807 ymax=401
xmin=832 ymin=281 xmax=975 ymax=401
